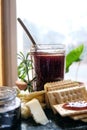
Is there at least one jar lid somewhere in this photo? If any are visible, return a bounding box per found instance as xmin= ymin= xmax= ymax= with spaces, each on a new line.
xmin=0 ymin=87 xmax=17 ymax=105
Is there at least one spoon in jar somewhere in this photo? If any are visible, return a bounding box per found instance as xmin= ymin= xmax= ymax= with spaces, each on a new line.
xmin=17 ymin=18 xmax=37 ymax=47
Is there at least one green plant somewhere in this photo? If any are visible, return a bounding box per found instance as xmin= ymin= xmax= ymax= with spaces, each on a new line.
xmin=17 ymin=52 xmax=35 ymax=92
xmin=66 ymin=44 xmax=84 ymax=72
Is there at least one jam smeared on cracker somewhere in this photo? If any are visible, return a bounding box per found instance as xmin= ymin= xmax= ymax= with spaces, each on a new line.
xmin=63 ymin=101 xmax=87 ymax=110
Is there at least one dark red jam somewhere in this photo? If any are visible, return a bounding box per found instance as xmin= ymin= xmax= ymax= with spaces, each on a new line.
xmin=62 ymin=101 xmax=87 ymax=111
xmin=33 ymin=52 xmax=65 ymax=90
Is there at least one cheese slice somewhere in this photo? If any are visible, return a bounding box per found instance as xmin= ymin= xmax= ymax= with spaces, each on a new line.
xmin=26 ymin=98 xmax=49 ymax=125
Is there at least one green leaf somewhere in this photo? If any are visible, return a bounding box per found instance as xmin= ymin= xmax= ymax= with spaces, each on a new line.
xmin=17 ymin=52 xmax=25 ymax=61
xmin=66 ymin=44 xmax=84 ymax=72
xmin=17 ymin=51 xmax=36 ymax=92
xmin=26 ymin=52 xmax=29 ymax=59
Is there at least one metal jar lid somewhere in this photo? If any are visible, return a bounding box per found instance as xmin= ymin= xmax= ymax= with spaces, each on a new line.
xmin=0 ymin=87 xmax=17 ymax=106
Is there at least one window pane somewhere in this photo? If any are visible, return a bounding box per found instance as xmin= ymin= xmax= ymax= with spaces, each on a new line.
xmin=16 ymin=0 xmax=87 ymax=83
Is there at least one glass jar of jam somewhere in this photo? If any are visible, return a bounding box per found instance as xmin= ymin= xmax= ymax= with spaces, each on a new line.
xmin=30 ymin=44 xmax=65 ymax=91
xmin=0 ymin=87 xmax=21 ymax=130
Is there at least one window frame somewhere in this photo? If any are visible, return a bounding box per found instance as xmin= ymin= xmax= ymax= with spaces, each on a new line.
xmin=1 ymin=0 xmax=17 ymax=86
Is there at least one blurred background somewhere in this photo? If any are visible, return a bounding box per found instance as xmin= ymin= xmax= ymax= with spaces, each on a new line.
xmin=16 ymin=0 xmax=87 ymax=83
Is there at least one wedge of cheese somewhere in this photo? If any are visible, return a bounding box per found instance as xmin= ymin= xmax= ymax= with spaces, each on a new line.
xmin=26 ymin=98 xmax=49 ymax=125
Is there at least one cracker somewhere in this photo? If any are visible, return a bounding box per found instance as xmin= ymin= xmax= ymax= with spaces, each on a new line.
xmin=45 ymin=85 xmax=87 ymax=114
xmin=44 ymin=80 xmax=79 ymax=92
xmin=45 ymin=92 xmax=50 ymax=108
xmin=47 ymin=92 xmax=58 ymax=113
xmin=53 ymin=86 xmax=86 ymax=104
xmin=53 ymin=104 xmax=87 ymax=117
xmin=71 ymin=113 xmax=87 ymax=120
xmin=81 ymin=118 xmax=87 ymax=122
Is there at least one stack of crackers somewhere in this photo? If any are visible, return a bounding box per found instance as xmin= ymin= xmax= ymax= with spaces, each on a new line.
xmin=44 ymin=79 xmax=87 ymax=122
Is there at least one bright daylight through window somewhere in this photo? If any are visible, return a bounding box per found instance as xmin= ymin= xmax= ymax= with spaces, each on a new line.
xmin=16 ymin=0 xmax=87 ymax=84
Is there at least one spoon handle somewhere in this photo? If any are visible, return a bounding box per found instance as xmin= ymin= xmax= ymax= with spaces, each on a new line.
xmin=17 ymin=18 xmax=36 ymax=46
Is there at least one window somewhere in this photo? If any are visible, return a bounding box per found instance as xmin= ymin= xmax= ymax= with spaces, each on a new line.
xmin=1 ymin=0 xmax=86 ymax=86
xmin=16 ymin=0 xmax=87 ymax=84
xmin=17 ymin=0 xmax=87 ymax=48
